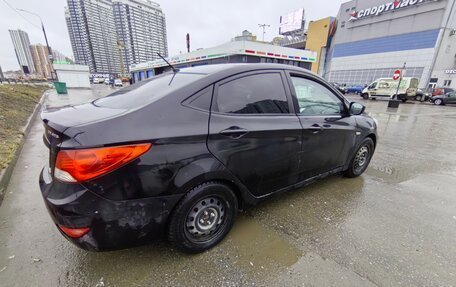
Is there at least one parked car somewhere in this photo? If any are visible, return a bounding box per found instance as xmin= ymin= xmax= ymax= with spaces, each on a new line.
xmin=432 ymin=87 xmax=454 ymax=97
xmin=431 ymin=91 xmax=456 ymax=105
xmin=39 ymin=64 xmax=377 ymax=253
xmin=330 ymin=82 xmax=346 ymax=94
xmin=346 ymin=85 xmax=364 ymax=94
xmin=361 ymin=77 xmax=419 ymax=102
xmin=414 ymin=89 xmax=431 ymax=101
xmin=104 ymin=78 xmax=110 ymax=85
xmin=114 ymin=78 xmax=123 ymax=87
xmin=92 ymin=77 xmax=104 ymax=84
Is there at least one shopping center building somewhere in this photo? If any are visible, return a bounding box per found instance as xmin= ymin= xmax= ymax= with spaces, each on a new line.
xmin=325 ymin=0 xmax=456 ymax=89
xmin=130 ymin=41 xmax=317 ymax=83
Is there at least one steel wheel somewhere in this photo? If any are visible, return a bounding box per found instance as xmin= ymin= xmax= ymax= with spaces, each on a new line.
xmin=344 ymin=137 xmax=374 ymax=178
xmin=434 ymin=99 xmax=442 ymax=105
xmin=353 ymin=145 xmax=370 ymax=174
xmin=185 ymin=196 xmax=226 ymax=243
xmin=167 ymin=182 xmax=237 ymax=253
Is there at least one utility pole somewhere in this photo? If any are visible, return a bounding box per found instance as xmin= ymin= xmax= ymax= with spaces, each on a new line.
xmin=258 ymin=24 xmax=270 ymax=42
xmin=17 ymin=9 xmax=56 ymax=81
xmin=394 ymin=62 xmax=406 ymax=100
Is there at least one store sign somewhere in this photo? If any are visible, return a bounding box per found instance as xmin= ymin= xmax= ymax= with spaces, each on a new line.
xmin=445 ymin=70 xmax=456 ymax=74
xmin=349 ymin=0 xmax=436 ymax=21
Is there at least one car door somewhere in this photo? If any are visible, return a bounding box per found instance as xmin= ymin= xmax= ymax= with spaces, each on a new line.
xmin=207 ymin=71 xmax=302 ymax=197
xmin=446 ymin=92 xmax=456 ymax=104
xmin=286 ymin=72 xmax=358 ymax=181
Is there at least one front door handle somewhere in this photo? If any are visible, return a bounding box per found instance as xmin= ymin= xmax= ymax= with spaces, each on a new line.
xmin=219 ymin=126 xmax=249 ymax=139
xmin=309 ymin=124 xmax=324 ymax=134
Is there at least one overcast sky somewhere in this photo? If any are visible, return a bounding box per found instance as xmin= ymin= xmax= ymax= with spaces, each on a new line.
xmin=0 ymin=0 xmax=342 ymax=71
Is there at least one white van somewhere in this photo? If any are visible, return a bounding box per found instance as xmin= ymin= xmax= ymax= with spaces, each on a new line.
xmin=361 ymin=77 xmax=419 ymax=102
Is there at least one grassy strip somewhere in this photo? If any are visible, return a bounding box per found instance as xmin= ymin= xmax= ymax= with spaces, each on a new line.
xmin=0 ymin=84 xmax=47 ymax=169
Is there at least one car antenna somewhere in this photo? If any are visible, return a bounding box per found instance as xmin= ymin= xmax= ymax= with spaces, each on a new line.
xmin=157 ymin=53 xmax=179 ymax=73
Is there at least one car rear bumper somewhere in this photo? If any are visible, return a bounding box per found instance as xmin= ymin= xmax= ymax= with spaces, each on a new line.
xmin=39 ymin=167 xmax=183 ymax=251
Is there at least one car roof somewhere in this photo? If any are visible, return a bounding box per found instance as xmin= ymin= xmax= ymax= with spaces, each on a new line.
xmin=178 ymin=63 xmax=315 ymax=76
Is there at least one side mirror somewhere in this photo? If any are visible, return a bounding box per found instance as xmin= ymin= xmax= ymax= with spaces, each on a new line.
xmin=349 ymin=102 xmax=365 ymax=115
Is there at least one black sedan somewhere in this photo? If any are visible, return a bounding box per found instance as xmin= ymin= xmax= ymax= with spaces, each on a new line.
xmin=39 ymin=64 xmax=377 ymax=253
xmin=431 ymin=91 xmax=456 ymax=105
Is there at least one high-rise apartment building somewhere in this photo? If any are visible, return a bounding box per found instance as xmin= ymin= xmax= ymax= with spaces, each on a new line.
xmin=65 ymin=0 xmax=120 ymax=74
xmin=9 ymin=29 xmax=35 ymax=74
xmin=30 ymin=44 xmax=54 ymax=79
xmin=65 ymin=0 xmax=167 ymax=74
xmin=112 ymin=0 xmax=167 ymax=72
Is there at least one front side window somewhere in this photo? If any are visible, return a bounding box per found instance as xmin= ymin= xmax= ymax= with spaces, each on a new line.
xmin=216 ymin=73 xmax=289 ymax=114
xmin=290 ymin=76 xmax=344 ymax=116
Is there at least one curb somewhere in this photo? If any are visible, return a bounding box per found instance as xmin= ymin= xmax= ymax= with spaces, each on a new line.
xmin=0 ymin=90 xmax=48 ymax=207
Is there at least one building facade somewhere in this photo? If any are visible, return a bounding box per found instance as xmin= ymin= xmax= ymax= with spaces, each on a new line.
xmin=30 ymin=44 xmax=54 ymax=79
xmin=326 ymin=0 xmax=456 ymax=88
xmin=306 ymin=17 xmax=337 ymax=75
xmin=65 ymin=0 xmax=167 ymax=75
xmin=9 ymin=29 xmax=35 ymax=74
xmin=113 ymin=0 xmax=167 ymax=73
xmin=233 ymin=30 xmax=257 ymax=42
xmin=52 ymin=49 xmax=73 ymax=64
xmin=130 ymin=41 xmax=317 ymax=83
xmin=65 ymin=0 xmax=121 ymax=74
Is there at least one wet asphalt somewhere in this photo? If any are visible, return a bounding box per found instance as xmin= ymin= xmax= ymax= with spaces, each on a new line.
xmin=1 ymin=85 xmax=456 ymax=286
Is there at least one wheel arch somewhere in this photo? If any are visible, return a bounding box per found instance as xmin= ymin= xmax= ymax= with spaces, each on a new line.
xmin=172 ymin=170 xmax=257 ymax=212
xmin=366 ymin=133 xmax=377 ymax=148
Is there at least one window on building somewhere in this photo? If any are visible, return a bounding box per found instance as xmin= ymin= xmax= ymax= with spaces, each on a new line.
xmin=444 ymin=80 xmax=452 ymax=87
xmin=216 ymin=73 xmax=289 ymax=114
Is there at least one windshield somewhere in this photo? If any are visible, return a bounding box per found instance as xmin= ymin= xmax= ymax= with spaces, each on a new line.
xmin=94 ymin=73 xmax=205 ymax=109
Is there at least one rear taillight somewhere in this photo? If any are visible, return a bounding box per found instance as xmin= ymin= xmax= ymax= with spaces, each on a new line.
xmin=55 ymin=143 xmax=151 ymax=183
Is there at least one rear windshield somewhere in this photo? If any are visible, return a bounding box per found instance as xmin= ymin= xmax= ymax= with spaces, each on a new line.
xmin=94 ymin=72 xmax=205 ymax=109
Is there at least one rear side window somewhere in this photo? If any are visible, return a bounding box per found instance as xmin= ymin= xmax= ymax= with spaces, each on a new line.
xmin=94 ymin=73 xmax=205 ymax=109
xmin=215 ymin=73 xmax=289 ymax=114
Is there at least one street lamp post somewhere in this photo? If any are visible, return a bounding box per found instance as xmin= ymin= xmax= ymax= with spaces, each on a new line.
xmin=17 ymin=8 xmax=56 ymax=81
xmin=258 ymin=24 xmax=270 ymax=42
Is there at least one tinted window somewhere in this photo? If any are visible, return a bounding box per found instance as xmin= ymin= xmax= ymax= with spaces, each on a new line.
xmin=216 ymin=73 xmax=289 ymax=114
xmin=94 ymin=73 xmax=205 ymax=109
xmin=185 ymin=86 xmax=213 ymax=111
xmin=290 ymin=76 xmax=343 ymax=116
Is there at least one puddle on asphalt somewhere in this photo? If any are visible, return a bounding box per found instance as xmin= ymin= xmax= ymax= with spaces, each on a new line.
xmin=223 ymin=215 xmax=302 ymax=271
xmin=366 ymin=165 xmax=416 ymax=183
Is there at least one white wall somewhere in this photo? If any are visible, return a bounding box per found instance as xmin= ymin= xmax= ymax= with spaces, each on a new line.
xmin=56 ymin=70 xmax=90 ymax=88
xmin=53 ymin=64 xmax=91 ymax=88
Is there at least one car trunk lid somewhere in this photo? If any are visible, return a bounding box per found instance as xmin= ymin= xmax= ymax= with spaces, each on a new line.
xmin=41 ymin=103 xmax=129 ymax=173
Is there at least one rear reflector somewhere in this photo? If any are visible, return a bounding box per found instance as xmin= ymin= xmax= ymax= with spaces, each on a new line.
xmin=55 ymin=143 xmax=151 ymax=182
xmin=58 ymin=225 xmax=90 ymax=238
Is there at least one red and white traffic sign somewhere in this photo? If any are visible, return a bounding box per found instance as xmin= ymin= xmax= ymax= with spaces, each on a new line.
xmin=393 ymin=69 xmax=401 ymax=81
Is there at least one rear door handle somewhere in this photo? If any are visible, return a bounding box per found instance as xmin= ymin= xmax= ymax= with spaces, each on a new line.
xmin=219 ymin=126 xmax=249 ymax=139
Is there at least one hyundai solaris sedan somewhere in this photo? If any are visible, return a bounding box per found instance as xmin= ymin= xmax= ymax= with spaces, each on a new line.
xmin=39 ymin=64 xmax=377 ymax=253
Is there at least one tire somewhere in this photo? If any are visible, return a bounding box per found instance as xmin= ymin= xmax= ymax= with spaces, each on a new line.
xmin=434 ymin=99 xmax=443 ymax=106
xmin=168 ymin=181 xmax=238 ymax=253
xmin=415 ymin=95 xmax=422 ymax=101
xmin=362 ymin=93 xmax=369 ymax=100
xmin=343 ymin=138 xmax=374 ymax=178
